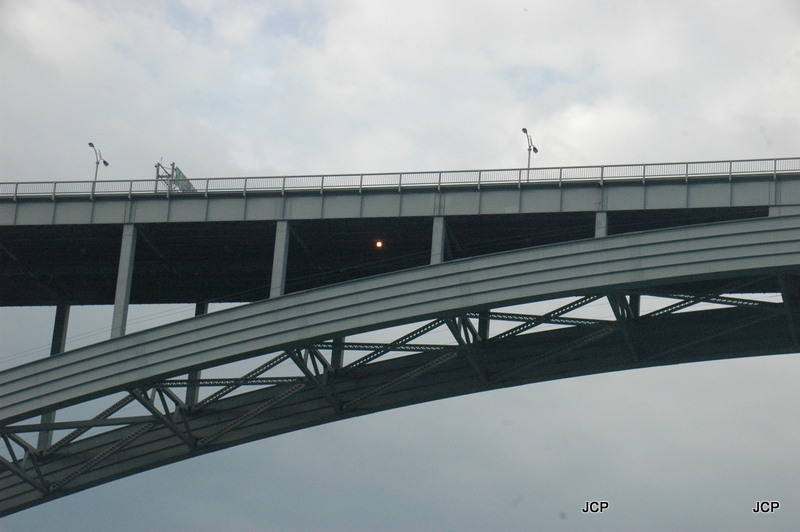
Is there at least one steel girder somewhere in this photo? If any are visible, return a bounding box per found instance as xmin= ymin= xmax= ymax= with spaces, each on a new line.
xmin=1 ymin=215 xmax=800 ymax=515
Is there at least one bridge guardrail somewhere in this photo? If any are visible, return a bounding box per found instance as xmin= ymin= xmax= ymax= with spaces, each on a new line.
xmin=2 ymin=157 xmax=799 ymax=201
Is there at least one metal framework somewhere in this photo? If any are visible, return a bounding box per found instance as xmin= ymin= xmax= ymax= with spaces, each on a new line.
xmin=1 ymin=212 xmax=800 ymax=515
xmin=154 ymin=161 xmax=196 ymax=194
xmin=1 ymin=157 xmax=799 ymax=200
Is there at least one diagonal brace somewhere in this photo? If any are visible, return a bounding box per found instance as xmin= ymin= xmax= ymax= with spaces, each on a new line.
xmin=445 ymin=318 xmax=488 ymax=383
xmin=48 ymin=423 xmax=155 ymax=492
xmin=496 ymin=327 xmax=616 ymax=382
xmin=288 ymin=349 xmax=341 ymax=413
xmin=342 ymin=351 xmax=459 ymax=410
xmin=607 ymin=294 xmax=638 ymax=361
xmin=192 ymin=352 xmax=290 ymax=412
xmin=0 ymin=453 xmax=47 ymax=495
xmin=197 ymin=383 xmax=305 ymax=448
xmin=345 ymin=318 xmax=447 ymax=370
xmin=132 ymin=389 xmax=196 ymax=450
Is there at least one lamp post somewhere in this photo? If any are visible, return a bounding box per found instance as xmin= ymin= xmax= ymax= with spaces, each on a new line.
xmin=88 ymin=142 xmax=109 ymax=182
xmin=521 ymin=128 xmax=538 ymax=182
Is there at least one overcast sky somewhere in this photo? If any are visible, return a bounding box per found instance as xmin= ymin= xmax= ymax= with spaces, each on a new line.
xmin=2 ymin=0 xmax=800 ymax=530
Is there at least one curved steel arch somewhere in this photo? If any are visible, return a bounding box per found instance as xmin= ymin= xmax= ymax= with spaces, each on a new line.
xmin=1 ymin=214 xmax=800 ymax=515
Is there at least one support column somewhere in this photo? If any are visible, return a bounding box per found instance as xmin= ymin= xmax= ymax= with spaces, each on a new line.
xmin=431 ymin=216 xmax=446 ymax=265
xmin=331 ymin=337 xmax=344 ymax=371
xmin=629 ymin=294 xmax=641 ymax=318
xmin=595 ymin=211 xmax=608 ymax=238
xmin=270 ymin=221 xmax=290 ymax=298
xmin=185 ymin=302 xmax=208 ymax=407
xmin=111 ymin=224 xmax=137 ymax=339
xmin=478 ymin=310 xmax=490 ymax=344
xmin=37 ymin=303 xmax=70 ymax=450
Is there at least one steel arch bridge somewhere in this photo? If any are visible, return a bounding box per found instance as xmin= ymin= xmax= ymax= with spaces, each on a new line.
xmin=2 ymin=158 xmax=800 ymax=516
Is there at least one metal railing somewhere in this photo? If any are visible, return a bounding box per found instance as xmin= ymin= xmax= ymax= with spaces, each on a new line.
xmin=1 ymin=157 xmax=798 ymax=201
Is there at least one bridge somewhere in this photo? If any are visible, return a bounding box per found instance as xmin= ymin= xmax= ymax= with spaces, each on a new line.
xmin=1 ymin=157 xmax=800 ymax=516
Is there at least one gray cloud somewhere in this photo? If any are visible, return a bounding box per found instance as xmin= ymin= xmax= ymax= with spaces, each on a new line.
xmin=1 ymin=1 xmax=800 ymax=530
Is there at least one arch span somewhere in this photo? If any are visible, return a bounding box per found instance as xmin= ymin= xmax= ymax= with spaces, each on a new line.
xmin=1 ymin=214 xmax=799 ymax=515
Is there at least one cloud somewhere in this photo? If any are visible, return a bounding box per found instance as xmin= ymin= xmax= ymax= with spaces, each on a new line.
xmin=2 ymin=1 xmax=800 ymax=530
xmin=3 ymin=0 xmax=799 ymax=181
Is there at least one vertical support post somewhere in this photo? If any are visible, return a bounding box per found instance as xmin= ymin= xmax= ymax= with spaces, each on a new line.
xmin=478 ymin=310 xmax=490 ymax=344
xmin=111 ymin=224 xmax=137 ymax=339
xmin=37 ymin=303 xmax=70 ymax=450
xmin=628 ymin=295 xmax=640 ymax=318
xmin=430 ymin=216 xmax=446 ymax=265
xmin=595 ymin=212 xmax=608 ymax=238
xmin=185 ymin=302 xmax=208 ymax=407
xmin=270 ymin=221 xmax=290 ymax=298
xmin=331 ymin=337 xmax=344 ymax=371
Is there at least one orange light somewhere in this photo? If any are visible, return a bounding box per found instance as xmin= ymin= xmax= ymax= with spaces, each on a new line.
xmin=375 ymin=240 xmax=383 ymax=248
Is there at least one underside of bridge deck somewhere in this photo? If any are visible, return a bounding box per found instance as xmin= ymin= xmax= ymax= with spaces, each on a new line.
xmin=0 ymin=206 xmax=769 ymax=306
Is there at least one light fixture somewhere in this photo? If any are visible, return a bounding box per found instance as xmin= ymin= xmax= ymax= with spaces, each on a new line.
xmin=521 ymin=128 xmax=538 ymax=182
xmin=88 ymin=142 xmax=109 ymax=181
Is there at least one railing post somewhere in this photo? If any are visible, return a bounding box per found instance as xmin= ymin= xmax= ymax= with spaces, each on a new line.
xmin=281 ymin=176 xmax=286 ymax=196
xmin=52 ymin=181 xmax=57 ymax=201
xmin=13 ymin=182 xmax=18 ymax=202
xmin=517 ymin=169 xmax=521 ymax=189
xmin=685 ymin=162 xmax=689 ymax=183
xmin=774 ymin=158 xmax=777 ymax=180
xmin=205 ymin=178 xmax=209 ymax=198
xmin=243 ymin=177 xmax=248 ymax=197
xmin=128 ymin=179 xmax=133 ymax=199
xmin=320 ymin=175 xmax=324 ymax=195
xmin=642 ymin=164 xmax=646 ymax=185
xmin=477 ymin=170 xmax=481 ymax=190
xmin=438 ymin=171 xmax=442 ymax=192
xmin=398 ymin=173 xmax=402 ymax=193
xmin=558 ymin=167 xmax=562 ymax=187
xmin=729 ymin=160 xmax=733 ymax=181
xmin=600 ymin=166 xmax=604 ymax=186
xmin=359 ymin=174 xmax=363 ymax=194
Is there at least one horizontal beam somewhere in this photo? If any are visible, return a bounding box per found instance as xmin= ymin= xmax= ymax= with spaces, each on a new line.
xmin=2 ymin=171 xmax=799 ymax=227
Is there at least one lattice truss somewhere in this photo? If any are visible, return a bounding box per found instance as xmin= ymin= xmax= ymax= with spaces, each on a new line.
xmin=0 ymin=277 xmax=796 ymax=515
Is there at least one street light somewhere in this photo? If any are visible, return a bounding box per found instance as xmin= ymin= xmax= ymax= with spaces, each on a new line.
xmin=88 ymin=142 xmax=109 ymax=182
xmin=521 ymin=128 xmax=538 ymax=182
